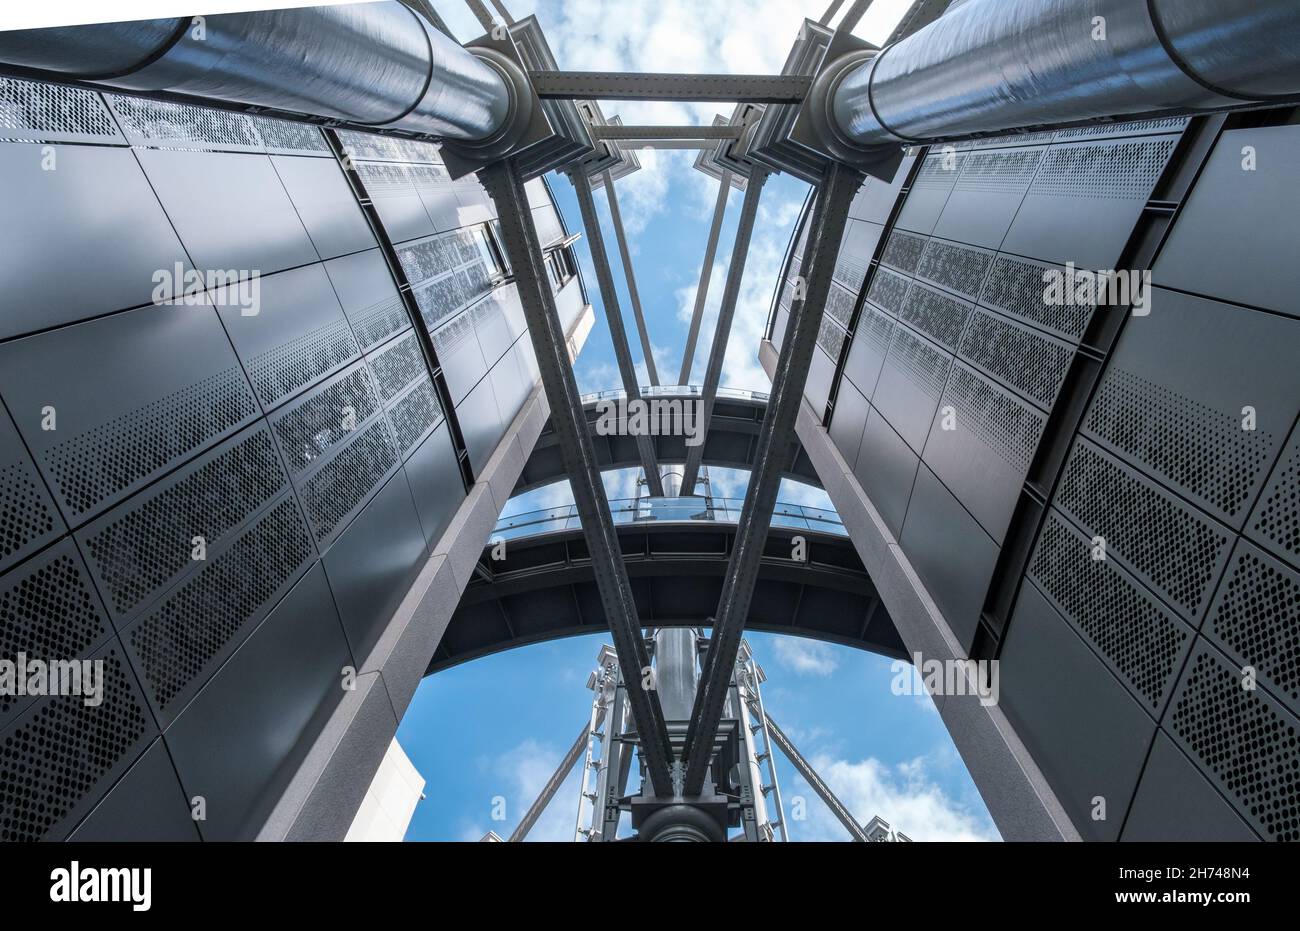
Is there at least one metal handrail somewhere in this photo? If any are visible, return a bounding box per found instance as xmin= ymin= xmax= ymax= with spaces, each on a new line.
xmin=493 ymin=496 xmax=843 ymax=540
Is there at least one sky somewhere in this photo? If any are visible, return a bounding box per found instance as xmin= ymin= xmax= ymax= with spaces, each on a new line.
xmin=395 ymin=0 xmax=998 ymax=842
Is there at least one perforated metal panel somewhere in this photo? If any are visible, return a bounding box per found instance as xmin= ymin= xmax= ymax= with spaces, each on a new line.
xmin=915 ymin=239 xmax=992 ymax=300
xmin=816 ymin=318 xmax=846 ymax=360
xmin=865 ymin=267 xmax=911 ymax=316
xmin=880 ymin=229 xmax=926 ymax=274
xmin=979 ymin=254 xmax=1094 ymax=342
xmin=124 ymin=491 xmax=314 ymax=723
xmin=301 ymin=419 xmax=399 ymax=546
xmin=108 ymin=95 xmax=264 ymax=152
xmin=0 ymin=77 xmax=123 ymax=144
xmin=895 ymin=280 xmax=971 ymax=352
xmin=953 ymin=148 xmax=1044 ymax=192
xmin=324 ymin=249 xmax=411 ymax=353
xmin=0 ymin=539 xmax=112 ymax=729
xmin=845 ymin=306 xmax=895 ymax=400
xmin=873 ymin=324 xmax=952 ymax=454
xmin=1250 ymin=428 xmax=1300 ymax=568
xmin=825 ymin=282 xmax=856 ymax=327
xmin=1166 ymin=642 xmax=1300 ymax=842
xmin=939 ymin=363 xmax=1044 ymax=476
xmin=1053 ymin=117 xmax=1188 ymax=141
xmin=1028 ymin=138 xmax=1177 ymax=200
xmin=272 ymin=364 xmax=384 ymax=478
xmin=369 ymin=331 xmax=443 ymax=459
xmin=0 ymin=412 xmax=61 ymax=574
xmin=1055 ymin=440 xmax=1232 ymax=621
xmin=1205 ymin=541 xmax=1300 ymax=717
xmin=1029 ymin=511 xmax=1191 ymax=714
xmin=0 ymin=642 xmax=153 ymax=842
xmin=79 ymin=424 xmax=287 ymax=622
xmin=336 ymin=130 xmax=444 ymax=164
xmin=959 ymin=308 xmax=1072 ymax=410
xmin=251 ymin=116 xmax=329 ymax=155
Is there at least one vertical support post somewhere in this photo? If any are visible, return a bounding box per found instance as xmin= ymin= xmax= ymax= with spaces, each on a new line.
xmin=743 ymin=651 xmax=789 ymax=841
xmin=568 ymin=168 xmax=665 ymax=496
xmin=681 ymin=162 xmax=862 ymax=796
xmin=481 ymin=159 xmax=676 ymax=796
xmin=680 ymin=167 xmax=768 ymax=495
xmin=603 ymin=171 xmax=659 ymax=386
xmin=678 ymin=169 xmax=732 ymax=385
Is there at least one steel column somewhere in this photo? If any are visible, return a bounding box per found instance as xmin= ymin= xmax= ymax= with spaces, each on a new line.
xmin=569 ymin=169 xmax=665 ymax=496
xmin=679 ymin=168 xmax=768 ymax=495
xmin=678 ymin=170 xmax=731 ymax=386
xmin=480 ymin=159 xmax=675 ymax=795
xmin=681 ymin=163 xmax=862 ymax=796
xmin=602 ymin=171 xmax=659 ymax=387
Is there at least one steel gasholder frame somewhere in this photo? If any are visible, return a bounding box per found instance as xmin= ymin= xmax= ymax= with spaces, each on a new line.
xmin=480 ymin=158 xmax=676 ymax=796
xmin=681 ymin=162 xmax=863 ymax=796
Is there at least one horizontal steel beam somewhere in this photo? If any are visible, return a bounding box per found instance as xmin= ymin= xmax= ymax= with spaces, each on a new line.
xmin=530 ymin=70 xmax=811 ymax=102
xmin=591 ymin=124 xmax=743 ymax=141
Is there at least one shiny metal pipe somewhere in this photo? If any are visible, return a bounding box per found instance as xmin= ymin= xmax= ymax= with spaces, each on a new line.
xmin=829 ymin=0 xmax=1300 ymax=146
xmin=0 ymin=2 xmax=516 ymax=142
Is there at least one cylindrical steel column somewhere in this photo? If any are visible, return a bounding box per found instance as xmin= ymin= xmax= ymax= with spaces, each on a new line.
xmin=654 ymin=628 xmax=698 ymax=721
xmin=0 ymin=1 xmax=522 ymax=143
xmin=825 ymin=0 xmax=1300 ymax=147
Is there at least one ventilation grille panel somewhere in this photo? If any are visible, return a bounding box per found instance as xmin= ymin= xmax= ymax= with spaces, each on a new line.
xmin=943 ymin=364 xmax=1045 ymax=473
xmin=896 ymin=282 xmax=970 ymax=352
xmin=251 ymin=116 xmax=328 ymax=154
xmin=1086 ymin=367 xmax=1276 ymax=523
xmin=1056 ymin=440 xmax=1231 ymax=619
xmin=336 ymin=130 xmax=444 ymax=164
xmin=246 ymin=318 xmax=361 ymax=411
xmin=880 ymin=230 xmax=926 ymax=274
xmin=979 ymin=254 xmax=1094 ymax=341
xmin=916 ymin=240 xmax=992 ymax=300
xmin=954 ymin=148 xmax=1044 ymax=193
xmin=960 ymin=308 xmax=1072 ymax=409
xmin=0 ymin=78 xmax=122 ymax=144
xmin=1168 ymin=644 xmax=1299 ymax=842
xmin=1030 ymin=511 xmax=1189 ymax=711
xmin=1028 ymin=138 xmax=1176 ymax=200
xmin=866 ymin=268 xmax=911 ymax=315
xmin=1250 ymin=429 xmax=1300 ymax=567
xmin=107 ymin=95 xmax=263 ymax=151
xmin=1054 ymin=117 xmax=1187 ymax=140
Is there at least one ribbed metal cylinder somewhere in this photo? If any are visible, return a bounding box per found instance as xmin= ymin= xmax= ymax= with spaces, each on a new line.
xmin=0 ymin=2 xmax=512 ymax=141
xmin=831 ymin=0 xmax=1300 ymax=146
xmin=654 ymin=627 xmax=698 ymax=721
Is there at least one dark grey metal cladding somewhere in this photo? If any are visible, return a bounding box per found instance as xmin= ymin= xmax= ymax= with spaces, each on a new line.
xmin=0 ymin=537 xmax=114 ymax=731
xmin=895 ymin=279 xmax=973 ymax=353
xmin=999 ymin=579 xmax=1157 ymax=841
xmin=923 ymin=361 xmax=1046 ymax=544
xmin=271 ymin=154 xmax=376 ymax=260
xmin=1001 ymin=134 xmax=1180 ymax=269
xmin=0 ymin=638 xmax=156 ymax=842
xmin=67 ymin=739 xmax=200 ymax=841
xmin=899 ymin=465 xmax=999 ymax=649
xmin=932 ymin=145 xmax=1046 ymax=249
xmin=215 ymin=263 xmax=362 ymax=414
xmin=827 ymin=379 xmax=869 ymax=469
xmin=804 ymin=344 xmax=838 ymax=414
xmin=1054 ymin=438 xmax=1233 ymax=624
xmin=368 ymin=330 xmax=444 ymax=460
xmin=134 ymin=148 xmax=319 ymax=274
xmin=914 ymin=237 xmax=994 ymax=302
xmin=0 ymin=142 xmax=190 ymax=339
xmin=1154 ymin=125 xmax=1300 ymax=318
xmin=843 ymin=304 xmax=895 ymax=400
xmin=400 ymin=227 xmax=499 ymax=334
xmin=117 ymin=488 xmax=315 ymax=728
xmin=0 ymin=406 xmax=63 ymax=573
xmin=432 ymin=301 xmax=490 ymax=404
xmin=832 ymin=219 xmax=883 ymax=294
xmin=849 ymin=156 xmax=915 ymax=223
xmin=1083 ymin=289 xmax=1300 ymax=530
xmin=1121 ymin=732 xmax=1258 ymax=842
xmin=872 ymin=322 xmax=953 ymax=456
xmin=404 ymin=423 xmax=465 ymax=548
xmin=76 ymin=421 xmax=290 ymax=627
xmin=323 ymin=470 xmax=427 ymax=662
xmin=957 ymin=308 xmax=1072 ymax=410
xmin=895 ymin=151 xmax=963 ymax=235
xmin=164 ymin=563 xmax=351 ymax=841
xmin=1248 ymin=425 xmax=1300 ymax=569
xmin=1204 ymin=539 xmax=1300 ymax=720
xmin=0 ymin=299 xmax=259 ymax=525
xmin=354 ymin=160 xmax=439 ymax=243
xmin=269 ymin=361 xmax=400 ymax=550
xmin=458 ymin=376 xmax=508 ymax=474
xmin=1028 ymin=510 xmax=1194 ymax=718
xmin=977 ymin=253 xmax=1095 ymax=344
xmin=878 ymin=229 xmax=927 ymax=278
xmin=862 ymin=409 xmax=922 ymax=540
xmin=324 ymin=248 xmax=411 ymax=353
xmin=1163 ymin=639 xmax=1300 ymax=843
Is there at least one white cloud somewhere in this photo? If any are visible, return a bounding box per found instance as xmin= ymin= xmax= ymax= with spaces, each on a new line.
xmin=788 ymin=752 xmax=1001 ymax=842
xmin=772 ymin=636 xmax=840 ymax=676
xmin=458 ymin=737 xmax=587 ymax=842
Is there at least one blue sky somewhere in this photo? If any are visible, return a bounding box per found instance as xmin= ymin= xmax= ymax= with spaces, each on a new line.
xmin=395 ymin=0 xmax=999 ymax=842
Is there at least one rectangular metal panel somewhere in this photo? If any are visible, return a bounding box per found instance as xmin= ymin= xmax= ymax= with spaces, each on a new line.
xmin=0 ymin=77 xmax=124 ymax=145
xmin=1001 ymin=135 xmax=1179 ymax=269
xmin=1000 ymin=579 xmax=1156 ymax=841
xmin=1121 ymin=732 xmax=1257 ymax=842
xmin=271 ymin=154 xmax=376 ymax=260
xmin=458 ymin=376 xmax=506 ymax=476
xmin=914 ymin=238 xmax=994 ymax=302
xmin=978 ymin=254 xmax=1093 ymax=344
xmin=933 ymin=147 xmax=1045 ymax=250
xmin=0 ymin=299 xmax=259 ymax=525
xmin=433 ymin=310 xmax=491 ymax=405
xmin=1247 ymin=425 xmax=1300 ymax=570
xmin=0 ymin=407 xmax=64 ymax=574
xmin=0 ymin=143 xmax=190 ymax=338
xmin=323 ymin=249 xmax=411 ymax=353
xmin=849 ymin=155 xmax=914 ymax=223
xmin=369 ymin=332 xmax=444 ymax=462
xmin=473 ymin=289 xmax=518 ymax=367
xmin=135 ymin=149 xmax=318 ymax=275
xmin=322 ymin=470 xmax=427 ymax=662
xmin=899 ymin=465 xmax=999 ymax=649
xmin=852 ymin=406 xmax=920 ymax=540
xmin=895 ymin=151 xmax=961 ymax=235
xmin=804 ymin=346 xmax=836 ymax=415
xmin=833 ymin=219 xmax=883 ymax=293
xmin=872 ymin=324 xmax=952 ymax=456
xmin=1154 ymin=125 xmax=1300 ymax=319
xmin=67 ymin=739 xmax=201 ymax=841
xmin=1083 ymin=288 xmax=1300 ymax=530
xmin=164 ymin=564 xmax=351 ymax=841
xmin=404 ymin=423 xmax=466 ymax=548
xmin=828 ymin=379 xmax=869 ymax=468
xmin=489 ymin=343 xmax=531 ymax=428
xmin=894 ymin=279 xmax=972 ymax=353
xmin=923 ymin=362 xmax=1046 ymax=544
xmin=215 ymin=263 xmax=361 ymax=414
xmin=353 ymin=161 xmax=437 ymax=244
xmin=844 ymin=305 xmax=895 ymax=401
